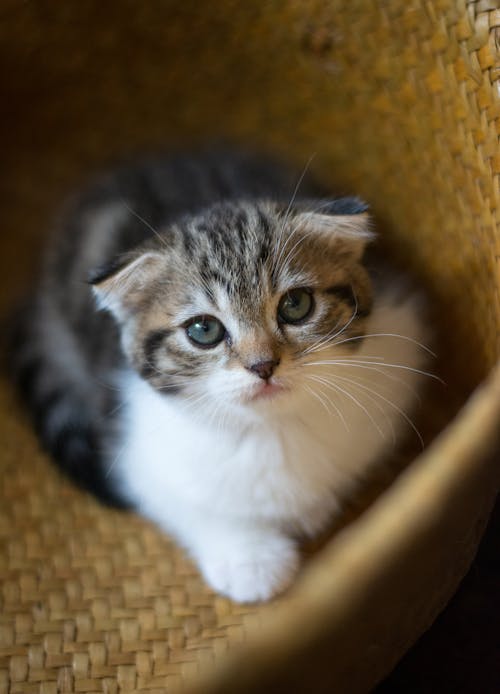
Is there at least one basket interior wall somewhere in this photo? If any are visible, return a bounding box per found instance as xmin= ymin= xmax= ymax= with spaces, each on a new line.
xmin=2 ymin=1 xmax=499 ymax=389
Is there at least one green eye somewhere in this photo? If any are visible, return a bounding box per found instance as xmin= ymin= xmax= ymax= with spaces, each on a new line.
xmin=185 ymin=315 xmax=226 ymax=347
xmin=278 ymin=288 xmax=314 ymax=325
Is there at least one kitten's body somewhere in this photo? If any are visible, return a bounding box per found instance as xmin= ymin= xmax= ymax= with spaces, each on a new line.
xmin=13 ymin=150 xmax=430 ymax=602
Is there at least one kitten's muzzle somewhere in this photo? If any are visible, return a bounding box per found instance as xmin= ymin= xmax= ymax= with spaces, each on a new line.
xmin=247 ymin=359 xmax=280 ymax=381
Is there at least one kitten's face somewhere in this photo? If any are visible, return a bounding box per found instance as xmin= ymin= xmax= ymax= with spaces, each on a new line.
xmin=92 ymin=200 xmax=373 ymax=416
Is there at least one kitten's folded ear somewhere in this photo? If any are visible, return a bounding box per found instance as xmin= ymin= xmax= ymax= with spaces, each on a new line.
xmin=293 ymin=196 xmax=374 ymax=260
xmin=89 ymin=251 xmax=164 ymax=320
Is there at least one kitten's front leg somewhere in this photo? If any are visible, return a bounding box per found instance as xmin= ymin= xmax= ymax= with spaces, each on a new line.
xmin=179 ymin=513 xmax=300 ymax=603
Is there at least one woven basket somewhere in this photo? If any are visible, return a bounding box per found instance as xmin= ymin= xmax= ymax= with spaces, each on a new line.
xmin=1 ymin=2 xmax=499 ymax=692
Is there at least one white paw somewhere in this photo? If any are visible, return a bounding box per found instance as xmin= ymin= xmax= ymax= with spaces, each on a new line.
xmin=198 ymin=534 xmax=299 ymax=603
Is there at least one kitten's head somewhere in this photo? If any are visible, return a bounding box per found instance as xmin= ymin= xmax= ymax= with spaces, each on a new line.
xmin=91 ymin=197 xmax=374 ymax=417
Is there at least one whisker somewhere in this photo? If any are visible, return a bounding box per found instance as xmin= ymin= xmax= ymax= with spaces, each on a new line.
xmin=121 ymin=200 xmax=169 ymax=248
xmin=330 ymin=362 xmax=422 ymax=402
xmin=304 ymin=378 xmax=349 ymax=431
xmin=304 ymin=382 xmax=336 ymax=422
xmin=272 ymin=153 xmax=316 ymax=275
xmin=331 ymin=372 xmax=424 ymax=449
xmin=330 ymin=332 xmax=436 ymax=357
xmin=278 ymin=224 xmax=323 ymax=275
xmin=303 ymin=359 xmax=444 ymax=383
xmin=275 ymin=197 xmax=342 ymax=274
xmin=314 ymin=372 xmax=397 ymax=445
xmin=301 ymin=319 xmax=346 ymax=357
xmin=105 ymin=440 xmax=129 ymax=479
xmin=92 ymin=377 xmax=123 ymax=392
xmin=106 ymin=399 xmax=129 ymax=417
xmin=302 ymin=297 xmax=359 ymax=357
xmin=155 ymin=377 xmax=197 ymax=390
xmin=305 ymin=355 xmax=387 ymax=362
xmin=307 ymin=373 xmax=385 ymax=440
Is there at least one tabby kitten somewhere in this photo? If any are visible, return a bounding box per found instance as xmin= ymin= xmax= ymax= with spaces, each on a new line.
xmin=13 ymin=150 xmax=430 ymax=602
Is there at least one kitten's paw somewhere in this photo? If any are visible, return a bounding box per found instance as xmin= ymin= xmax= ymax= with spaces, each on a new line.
xmin=199 ymin=534 xmax=299 ymax=603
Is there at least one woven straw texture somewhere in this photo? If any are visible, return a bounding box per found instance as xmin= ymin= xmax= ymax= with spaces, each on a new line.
xmin=1 ymin=1 xmax=499 ymax=692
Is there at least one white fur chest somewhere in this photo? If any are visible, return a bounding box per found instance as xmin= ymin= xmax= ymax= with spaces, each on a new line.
xmin=113 ymin=372 xmax=350 ymax=535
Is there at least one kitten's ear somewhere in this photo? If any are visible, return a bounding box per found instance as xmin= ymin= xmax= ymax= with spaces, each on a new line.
xmin=294 ymin=197 xmax=374 ymax=260
xmin=89 ymin=251 xmax=164 ymax=320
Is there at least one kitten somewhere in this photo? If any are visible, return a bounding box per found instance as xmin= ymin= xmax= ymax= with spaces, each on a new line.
xmin=11 ymin=149 xmax=431 ymax=603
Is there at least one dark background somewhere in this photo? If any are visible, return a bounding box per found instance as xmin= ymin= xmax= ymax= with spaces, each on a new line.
xmin=378 ymin=499 xmax=500 ymax=693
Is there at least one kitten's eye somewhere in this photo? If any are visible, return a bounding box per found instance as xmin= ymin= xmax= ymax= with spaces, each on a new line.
xmin=185 ymin=315 xmax=226 ymax=347
xmin=278 ymin=288 xmax=314 ymax=325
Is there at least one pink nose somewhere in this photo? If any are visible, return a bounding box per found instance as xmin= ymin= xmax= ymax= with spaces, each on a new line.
xmin=248 ymin=359 xmax=280 ymax=380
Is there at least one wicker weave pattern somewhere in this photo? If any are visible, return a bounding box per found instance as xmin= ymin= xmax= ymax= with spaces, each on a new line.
xmin=0 ymin=387 xmax=267 ymax=693
xmin=0 ymin=1 xmax=499 ymax=692
xmin=0 ymin=391 xmax=449 ymax=693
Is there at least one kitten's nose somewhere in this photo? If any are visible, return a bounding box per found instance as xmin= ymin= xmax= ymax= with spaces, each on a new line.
xmin=248 ymin=359 xmax=280 ymax=380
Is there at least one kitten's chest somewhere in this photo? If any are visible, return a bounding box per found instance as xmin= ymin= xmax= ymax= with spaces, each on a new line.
xmin=115 ymin=373 xmax=341 ymax=526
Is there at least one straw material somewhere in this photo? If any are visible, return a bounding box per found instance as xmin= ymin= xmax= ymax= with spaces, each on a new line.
xmin=1 ymin=1 xmax=499 ymax=692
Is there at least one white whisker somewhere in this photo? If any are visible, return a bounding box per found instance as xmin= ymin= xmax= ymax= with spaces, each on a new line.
xmin=304 ymin=378 xmax=349 ymax=431
xmin=271 ymin=153 xmax=316 ymax=275
xmin=314 ymin=372 xmax=397 ymax=445
xmin=303 ymin=359 xmax=443 ymax=383
xmin=307 ymin=373 xmax=385 ymax=440
xmin=302 ymin=296 xmax=359 ymax=357
xmin=304 ymin=383 xmax=335 ymax=421
xmin=105 ymin=440 xmax=128 ymax=479
xmin=331 ymin=372 xmax=424 ymax=449
xmin=275 ymin=197 xmax=339 ymax=274
xmin=326 ymin=361 xmax=422 ymax=402
xmin=121 ymin=200 xmax=169 ymax=248
xmin=330 ymin=332 xmax=436 ymax=357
